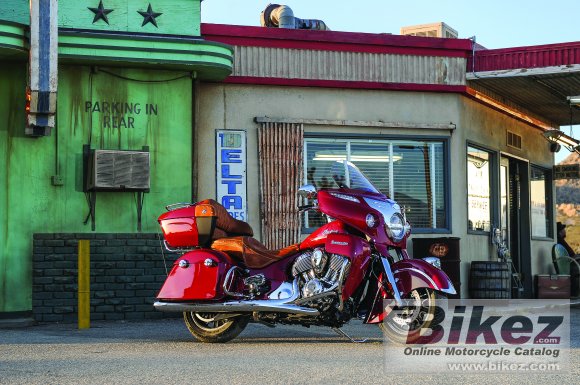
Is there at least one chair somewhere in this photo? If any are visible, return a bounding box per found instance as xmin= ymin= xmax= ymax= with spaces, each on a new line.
xmin=552 ymin=244 xmax=580 ymax=297
xmin=552 ymin=244 xmax=580 ymax=274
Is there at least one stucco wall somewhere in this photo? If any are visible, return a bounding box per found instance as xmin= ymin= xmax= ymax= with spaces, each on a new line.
xmin=197 ymin=83 xmax=556 ymax=298
xmin=0 ymin=64 xmax=192 ymax=313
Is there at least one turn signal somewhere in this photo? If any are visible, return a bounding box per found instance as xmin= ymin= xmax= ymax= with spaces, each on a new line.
xmin=366 ymin=213 xmax=379 ymax=228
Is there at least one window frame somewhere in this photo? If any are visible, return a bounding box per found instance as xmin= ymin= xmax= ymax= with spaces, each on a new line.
xmin=530 ymin=164 xmax=554 ymax=241
xmin=303 ymin=133 xmax=451 ymax=234
xmin=466 ymin=142 xmax=497 ymax=236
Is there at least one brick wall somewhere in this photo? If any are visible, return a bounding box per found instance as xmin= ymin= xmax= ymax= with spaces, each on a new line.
xmin=32 ymin=233 xmax=178 ymax=323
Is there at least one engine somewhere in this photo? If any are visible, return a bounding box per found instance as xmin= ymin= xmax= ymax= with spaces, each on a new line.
xmin=292 ymin=248 xmax=350 ymax=308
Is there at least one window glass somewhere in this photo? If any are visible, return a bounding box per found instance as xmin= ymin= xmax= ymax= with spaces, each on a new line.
xmin=531 ymin=167 xmax=552 ymax=238
xmin=467 ymin=146 xmax=491 ymax=232
xmin=304 ymin=138 xmax=447 ymax=230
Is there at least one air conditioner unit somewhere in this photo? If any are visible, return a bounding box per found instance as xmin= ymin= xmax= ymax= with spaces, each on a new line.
xmin=400 ymin=22 xmax=458 ymax=39
xmin=85 ymin=149 xmax=150 ymax=192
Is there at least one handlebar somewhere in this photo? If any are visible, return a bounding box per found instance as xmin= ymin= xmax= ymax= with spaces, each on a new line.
xmin=298 ymin=204 xmax=315 ymax=212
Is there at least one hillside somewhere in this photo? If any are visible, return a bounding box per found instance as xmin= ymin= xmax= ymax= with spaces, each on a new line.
xmin=555 ymin=151 xmax=580 ymax=253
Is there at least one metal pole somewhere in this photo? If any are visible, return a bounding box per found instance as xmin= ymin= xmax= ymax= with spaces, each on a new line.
xmin=78 ymin=240 xmax=90 ymax=329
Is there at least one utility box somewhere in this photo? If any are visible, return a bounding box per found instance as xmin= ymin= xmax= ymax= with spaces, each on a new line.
xmin=413 ymin=237 xmax=461 ymax=298
xmin=85 ymin=149 xmax=150 ymax=192
xmin=400 ymin=22 xmax=458 ymax=39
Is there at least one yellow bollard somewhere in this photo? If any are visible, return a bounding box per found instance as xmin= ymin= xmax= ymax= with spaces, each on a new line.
xmin=78 ymin=240 xmax=90 ymax=329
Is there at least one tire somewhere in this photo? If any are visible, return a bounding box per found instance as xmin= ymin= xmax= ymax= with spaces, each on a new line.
xmin=379 ymin=288 xmax=440 ymax=344
xmin=183 ymin=312 xmax=250 ymax=343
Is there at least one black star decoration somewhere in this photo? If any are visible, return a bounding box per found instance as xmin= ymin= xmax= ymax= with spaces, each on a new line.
xmin=88 ymin=0 xmax=113 ymax=25
xmin=138 ymin=4 xmax=162 ymax=28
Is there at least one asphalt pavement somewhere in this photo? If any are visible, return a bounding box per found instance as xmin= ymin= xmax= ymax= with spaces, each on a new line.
xmin=1 ymin=309 xmax=579 ymax=385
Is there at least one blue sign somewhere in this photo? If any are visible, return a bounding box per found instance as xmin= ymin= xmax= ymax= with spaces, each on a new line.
xmin=216 ymin=130 xmax=247 ymax=221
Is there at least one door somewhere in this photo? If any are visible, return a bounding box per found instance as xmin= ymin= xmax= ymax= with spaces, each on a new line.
xmin=499 ymin=156 xmax=532 ymax=298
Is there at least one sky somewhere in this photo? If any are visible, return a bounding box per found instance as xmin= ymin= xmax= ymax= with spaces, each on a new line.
xmin=201 ymin=0 xmax=580 ymax=163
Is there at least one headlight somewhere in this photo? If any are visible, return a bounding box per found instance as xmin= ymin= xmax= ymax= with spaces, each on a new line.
xmin=387 ymin=213 xmax=405 ymax=242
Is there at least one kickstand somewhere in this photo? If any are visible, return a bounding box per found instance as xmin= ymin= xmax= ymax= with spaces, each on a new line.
xmin=332 ymin=327 xmax=368 ymax=343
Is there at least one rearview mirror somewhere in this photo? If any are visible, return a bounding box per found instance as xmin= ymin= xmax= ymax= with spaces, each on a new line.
xmin=298 ymin=184 xmax=317 ymax=199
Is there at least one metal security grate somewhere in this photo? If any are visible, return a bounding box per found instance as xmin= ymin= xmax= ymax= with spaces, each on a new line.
xmin=507 ymin=131 xmax=522 ymax=150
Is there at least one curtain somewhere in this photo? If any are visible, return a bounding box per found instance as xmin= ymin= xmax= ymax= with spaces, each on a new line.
xmin=258 ymin=122 xmax=304 ymax=249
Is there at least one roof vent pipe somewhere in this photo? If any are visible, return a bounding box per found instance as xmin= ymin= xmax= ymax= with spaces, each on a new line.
xmin=260 ymin=3 xmax=329 ymax=31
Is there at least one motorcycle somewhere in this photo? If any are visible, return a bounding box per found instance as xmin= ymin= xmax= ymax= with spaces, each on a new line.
xmin=154 ymin=161 xmax=456 ymax=343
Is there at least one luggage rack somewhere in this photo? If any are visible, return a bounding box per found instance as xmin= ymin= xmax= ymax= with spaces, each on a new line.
xmin=165 ymin=202 xmax=195 ymax=211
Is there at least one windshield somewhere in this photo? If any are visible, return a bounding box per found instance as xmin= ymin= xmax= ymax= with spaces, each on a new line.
xmin=330 ymin=161 xmax=380 ymax=193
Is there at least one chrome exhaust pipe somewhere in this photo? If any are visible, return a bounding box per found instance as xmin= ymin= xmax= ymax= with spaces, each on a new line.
xmin=153 ymin=300 xmax=319 ymax=315
xmin=155 ymin=278 xmax=319 ymax=316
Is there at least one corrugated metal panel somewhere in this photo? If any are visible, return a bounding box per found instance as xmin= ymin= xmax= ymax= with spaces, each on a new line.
xmin=258 ymin=122 xmax=304 ymax=249
xmin=234 ymin=46 xmax=466 ymax=85
xmin=471 ymin=43 xmax=580 ymax=72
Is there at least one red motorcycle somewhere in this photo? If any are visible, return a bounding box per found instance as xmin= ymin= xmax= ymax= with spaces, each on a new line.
xmin=154 ymin=161 xmax=455 ymax=343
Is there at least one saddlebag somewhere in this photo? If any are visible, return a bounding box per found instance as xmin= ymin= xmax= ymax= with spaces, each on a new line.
xmin=157 ymin=250 xmax=232 ymax=301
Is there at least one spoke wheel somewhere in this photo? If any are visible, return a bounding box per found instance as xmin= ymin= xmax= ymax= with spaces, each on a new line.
xmin=183 ymin=312 xmax=249 ymax=343
xmin=379 ymin=288 xmax=439 ymax=344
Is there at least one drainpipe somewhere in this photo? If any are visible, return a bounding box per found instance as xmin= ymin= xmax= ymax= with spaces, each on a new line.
xmin=260 ymin=4 xmax=329 ymax=31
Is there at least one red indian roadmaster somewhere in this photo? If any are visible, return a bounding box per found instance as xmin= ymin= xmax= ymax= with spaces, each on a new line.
xmin=154 ymin=161 xmax=455 ymax=343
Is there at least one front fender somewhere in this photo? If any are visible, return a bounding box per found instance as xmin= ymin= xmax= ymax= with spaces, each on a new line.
xmin=364 ymin=257 xmax=456 ymax=324
xmin=392 ymin=259 xmax=456 ymax=296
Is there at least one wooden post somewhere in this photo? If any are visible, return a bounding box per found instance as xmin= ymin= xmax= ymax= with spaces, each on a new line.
xmin=78 ymin=240 xmax=90 ymax=329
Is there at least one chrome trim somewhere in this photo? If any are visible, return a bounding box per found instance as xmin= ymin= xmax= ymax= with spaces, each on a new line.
xmin=396 ymin=267 xmax=439 ymax=289
xmin=394 ymin=267 xmax=457 ymax=295
xmin=163 ymin=240 xmax=196 ymax=253
xmin=422 ymin=257 xmax=441 ymax=269
xmin=165 ymin=202 xmax=194 ymax=211
xmin=381 ymin=257 xmax=402 ymax=303
xmin=178 ymin=260 xmax=189 ymax=268
xmin=223 ymin=266 xmax=245 ymax=297
xmin=153 ymin=300 xmax=320 ymax=315
xmin=155 ymin=279 xmax=319 ymax=316
xmin=336 ymin=259 xmax=350 ymax=311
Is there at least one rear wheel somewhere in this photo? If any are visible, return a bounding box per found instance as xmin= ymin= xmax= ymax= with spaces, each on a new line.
xmin=379 ymin=288 xmax=441 ymax=344
xmin=183 ymin=312 xmax=249 ymax=343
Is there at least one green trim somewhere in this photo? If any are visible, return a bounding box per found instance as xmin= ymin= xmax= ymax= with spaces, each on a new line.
xmin=59 ymin=43 xmax=233 ymax=62
xmin=58 ymin=28 xmax=234 ymax=52
xmin=0 ymin=21 xmax=27 ymax=56
xmin=58 ymin=30 xmax=233 ymax=79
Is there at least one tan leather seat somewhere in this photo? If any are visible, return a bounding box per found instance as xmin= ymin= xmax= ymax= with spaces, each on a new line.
xmin=211 ymin=236 xmax=300 ymax=269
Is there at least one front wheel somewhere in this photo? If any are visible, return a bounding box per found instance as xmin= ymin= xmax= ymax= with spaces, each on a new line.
xmin=183 ymin=312 xmax=249 ymax=343
xmin=379 ymin=288 xmax=442 ymax=344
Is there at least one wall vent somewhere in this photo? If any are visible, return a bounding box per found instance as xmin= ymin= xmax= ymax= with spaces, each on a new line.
xmin=507 ymin=131 xmax=522 ymax=150
xmin=86 ymin=149 xmax=150 ymax=192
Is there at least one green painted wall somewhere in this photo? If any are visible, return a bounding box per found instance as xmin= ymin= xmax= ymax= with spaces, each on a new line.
xmin=0 ymin=63 xmax=192 ymax=312
xmin=2 ymin=0 xmax=201 ymax=36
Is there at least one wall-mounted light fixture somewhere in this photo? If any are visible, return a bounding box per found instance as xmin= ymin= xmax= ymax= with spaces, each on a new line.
xmin=567 ymin=95 xmax=580 ymax=106
xmin=543 ymin=129 xmax=580 ymax=154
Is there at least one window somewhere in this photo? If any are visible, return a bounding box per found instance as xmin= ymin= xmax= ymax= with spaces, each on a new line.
xmin=304 ymin=138 xmax=447 ymax=231
xmin=467 ymin=146 xmax=492 ymax=232
xmin=531 ymin=166 xmax=552 ymax=238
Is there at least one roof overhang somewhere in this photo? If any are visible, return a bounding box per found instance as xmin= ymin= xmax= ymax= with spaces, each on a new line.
xmin=467 ymin=42 xmax=580 ymax=127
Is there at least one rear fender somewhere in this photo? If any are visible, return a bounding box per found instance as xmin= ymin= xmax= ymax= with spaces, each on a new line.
xmin=156 ymin=249 xmax=234 ymax=301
